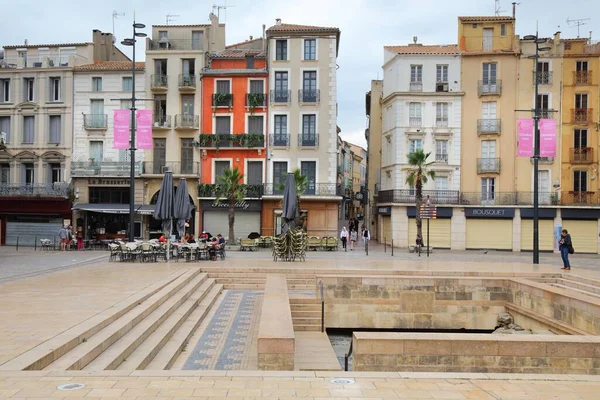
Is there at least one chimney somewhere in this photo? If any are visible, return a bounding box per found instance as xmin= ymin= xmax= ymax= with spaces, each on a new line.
xmin=512 ymin=2 xmax=516 ymax=19
xmin=275 ymin=18 xmax=281 ymax=26
xmin=262 ymin=24 xmax=266 ymax=50
xmin=554 ymin=31 xmax=561 ymax=46
xmin=250 ymin=35 xmax=253 ymax=40
xmin=24 ymin=39 xmax=28 ymax=46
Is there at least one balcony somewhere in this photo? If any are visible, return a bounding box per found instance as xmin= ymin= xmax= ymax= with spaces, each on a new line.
xmin=263 ymin=183 xmax=337 ymax=196
xmin=573 ymin=70 xmax=592 ymax=85
xmin=270 ymin=90 xmax=291 ymax=104
xmin=516 ymin=192 xmax=558 ymax=206
xmin=142 ymin=161 xmax=199 ymax=175
xmin=477 ymin=119 xmax=501 ymax=135
xmin=83 ymin=114 xmax=107 ymax=130
xmin=0 ymin=183 xmax=70 ymax=198
xmin=377 ymin=189 xmax=460 ymax=205
xmin=298 ymin=89 xmax=320 ymax=104
xmin=212 ymin=93 xmax=233 ymax=108
xmin=195 ymin=133 xmax=265 ymax=148
xmin=460 ymin=192 xmax=518 ymax=206
xmin=571 ymin=108 xmax=592 ymax=125
xmin=178 ymin=74 xmax=196 ymax=90
xmin=409 ymin=82 xmax=423 ymax=92
xmin=477 ymin=158 xmax=501 ymax=174
xmin=151 ymin=74 xmax=168 ymax=90
xmin=269 ymin=134 xmax=290 ymax=147
xmin=0 ymin=55 xmax=83 ymax=69
xmin=478 ymin=80 xmax=502 ymax=96
xmin=174 ymin=115 xmax=199 ymax=129
xmin=562 ymin=191 xmax=599 ymax=206
xmin=71 ymin=161 xmax=142 ymax=177
xmin=533 ymin=71 xmax=553 ymax=85
xmin=298 ymin=134 xmax=319 ymax=148
xmin=153 ymin=115 xmax=171 ymax=129
xmin=198 ymin=183 xmax=264 ymax=198
xmin=409 ymin=117 xmax=422 ymax=128
xmin=570 ymin=147 xmax=594 ymax=164
xmin=435 ymin=153 xmax=449 ymax=163
xmin=245 ymin=93 xmax=267 ymax=108
xmin=148 ymin=39 xmax=203 ymax=51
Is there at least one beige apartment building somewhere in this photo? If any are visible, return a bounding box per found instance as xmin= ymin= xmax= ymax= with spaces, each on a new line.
xmin=262 ymin=19 xmax=342 ymax=237
xmin=144 ymin=13 xmax=226 ymax=238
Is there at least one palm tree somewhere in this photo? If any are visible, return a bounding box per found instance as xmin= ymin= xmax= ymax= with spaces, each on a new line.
xmin=403 ymin=149 xmax=435 ymax=239
xmin=216 ymin=167 xmax=245 ymax=243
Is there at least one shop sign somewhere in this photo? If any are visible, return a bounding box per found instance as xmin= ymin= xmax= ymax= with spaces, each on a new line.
xmin=89 ymin=178 xmax=130 ymax=186
xmin=378 ymin=206 xmax=391 ymax=215
xmin=465 ymin=208 xmax=515 ymax=218
xmin=200 ymin=199 xmax=262 ymax=212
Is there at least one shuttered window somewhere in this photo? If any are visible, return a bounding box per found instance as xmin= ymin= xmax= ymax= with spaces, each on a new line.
xmin=247 ymin=161 xmax=263 ymax=185
xmin=181 ymin=138 xmax=194 ymax=174
xmin=22 ymin=116 xmax=34 ymax=143
xmin=248 ymin=116 xmax=263 ymax=134
xmin=249 ymin=80 xmax=263 ymax=93
xmin=216 ymin=80 xmax=230 ymax=94
xmin=49 ymin=115 xmax=61 ymax=144
xmin=215 ymin=116 xmax=231 ymax=134
xmin=214 ymin=161 xmax=230 ymax=183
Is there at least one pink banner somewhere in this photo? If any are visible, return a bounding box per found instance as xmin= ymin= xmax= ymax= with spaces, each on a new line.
xmin=540 ymin=119 xmax=556 ymax=157
xmin=113 ymin=109 xmax=130 ymax=149
xmin=136 ymin=109 xmax=153 ymax=150
xmin=517 ymin=118 xmax=534 ymax=157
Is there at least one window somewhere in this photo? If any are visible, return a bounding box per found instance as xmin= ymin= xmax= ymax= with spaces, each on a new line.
xmin=536 ymin=62 xmax=550 ymax=84
xmin=50 ymin=163 xmax=61 ymax=184
xmin=302 ymin=71 xmax=318 ymax=102
xmin=181 ymin=94 xmax=194 ymax=123
xmin=49 ymin=115 xmax=61 ymax=144
xmin=48 ymin=77 xmax=61 ymax=101
xmin=0 ymin=163 xmax=9 ymax=184
xmin=89 ymin=187 xmax=129 ymax=204
xmin=435 ymin=140 xmax=448 ymax=163
xmin=410 ymin=65 xmax=422 ymax=82
xmin=89 ymin=99 xmax=105 ymax=128
xmin=24 ymin=78 xmax=34 ymax=102
xmin=24 ymin=163 xmax=34 ymax=185
xmin=247 ymin=161 xmax=263 ymax=185
xmin=275 ymin=40 xmax=287 ymax=60
xmin=154 ymin=94 xmax=167 ymax=124
xmin=482 ymin=63 xmax=497 ymax=83
xmin=0 ymin=116 xmax=10 ymax=144
xmin=436 ymin=65 xmax=448 ymax=82
xmin=92 ymin=77 xmax=102 ymax=92
xmin=122 ymin=77 xmax=133 ymax=91
xmin=301 ymin=161 xmax=317 ymax=194
xmin=435 ymin=176 xmax=449 ymax=191
xmin=249 ymin=79 xmax=264 ymax=94
xmin=409 ymin=139 xmax=422 ymax=153
xmin=245 ymin=55 xmax=255 ymax=69
xmin=192 ymin=31 xmax=204 ymax=50
xmin=273 ymin=115 xmax=288 ymax=146
xmin=272 ymin=161 xmax=288 ymax=193
xmin=214 ymin=161 xmax=230 ymax=183
xmin=301 ymin=114 xmax=317 ymax=146
xmin=304 ymin=39 xmax=316 ymax=60
xmin=154 ymin=59 xmax=167 ymax=75
xmin=22 ymin=116 xmax=34 ymax=144
xmin=575 ymin=93 xmax=588 ymax=109
xmin=500 ymin=24 xmax=507 ymax=36
xmin=574 ymin=129 xmax=588 ymax=148
xmin=576 ymin=61 xmax=589 ymax=72
xmin=18 ymin=50 xmax=27 ymax=67
xmin=248 ymin=115 xmax=264 ymax=134
xmin=89 ymin=141 xmax=104 ymax=163
xmin=181 ymin=138 xmax=194 ymax=174
xmin=409 ymin=102 xmax=422 ymax=127
xmin=436 ymin=102 xmax=449 ymax=126
xmin=0 ymin=79 xmax=10 ymax=102
xmin=574 ymin=170 xmax=587 ymax=192
xmin=216 ymin=80 xmax=230 ymax=95
xmin=481 ymin=178 xmax=495 ymax=201
xmin=153 ymin=139 xmax=166 ymax=173
xmin=536 ymin=94 xmax=550 ymax=118
xmin=481 ymin=140 xmax=497 ymax=158
xmin=215 ymin=116 xmax=231 ymax=134
xmin=483 ymin=28 xmax=493 ymax=51
xmin=182 ymin=59 xmax=195 ymax=76
xmin=274 ymin=71 xmax=289 ymax=102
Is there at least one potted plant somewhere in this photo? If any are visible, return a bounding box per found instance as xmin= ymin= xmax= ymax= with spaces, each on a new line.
xmin=247 ymin=93 xmax=265 ymax=115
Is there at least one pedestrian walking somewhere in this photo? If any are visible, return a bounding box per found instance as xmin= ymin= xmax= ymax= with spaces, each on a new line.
xmin=558 ymin=229 xmax=574 ymax=270
xmin=349 ymin=229 xmax=357 ymax=251
xmin=340 ymin=227 xmax=349 ymax=251
xmin=416 ymin=234 xmax=423 ymax=255
xmin=362 ymin=226 xmax=370 ymax=253
xmin=59 ymin=225 xmax=68 ymax=251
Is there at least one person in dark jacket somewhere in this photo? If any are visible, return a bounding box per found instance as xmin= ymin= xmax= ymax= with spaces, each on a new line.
xmin=558 ymin=229 xmax=573 ymax=270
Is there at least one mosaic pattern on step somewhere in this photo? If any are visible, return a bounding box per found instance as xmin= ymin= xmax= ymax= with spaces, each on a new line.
xmin=183 ymin=290 xmax=262 ymax=370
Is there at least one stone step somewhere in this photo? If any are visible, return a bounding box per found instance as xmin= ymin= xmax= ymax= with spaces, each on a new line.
xmin=1 ymin=269 xmax=194 ymax=371
xmin=83 ymin=275 xmax=213 ymax=371
xmin=222 ymin=284 xmax=264 ymax=290
xmin=292 ymin=310 xmax=321 ymax=318
xmin=115 ymin=281 xmax=220 ymax=371
xmin=292 ymin=317 xmax=322 ymax=325
xmin=293 ymin=324 xmax=322 ymax=332
xmin=45 ymin=271 xmax=206 ymax=371
xmin=144 ymin=284 xmax=223 ymax=370
xmin=550 ymin=284 xmax=600 ymax=299
xmin=554 ymin=279 xmax=600 ymax=295
xmin=290 ymin=304 xmax=321 ymax=312
xmin=290 ymin=298 xmax=321 ymax=304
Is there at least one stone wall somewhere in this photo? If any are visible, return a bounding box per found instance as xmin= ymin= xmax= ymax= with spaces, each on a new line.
xmin=353 ymin=332 xmax=600 ymax=374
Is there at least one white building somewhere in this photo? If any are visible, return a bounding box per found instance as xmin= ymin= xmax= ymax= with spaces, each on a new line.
xmin=380 ymin=42 xmax=462 ymax=202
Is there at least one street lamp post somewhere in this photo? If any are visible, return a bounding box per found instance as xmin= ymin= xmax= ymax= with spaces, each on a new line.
xmin=121 ymin=21 xmax=147 ymax=242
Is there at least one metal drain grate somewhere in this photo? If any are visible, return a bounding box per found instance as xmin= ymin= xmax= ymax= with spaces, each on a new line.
xmin=57 ymin=383 xmax=86 ymax=391
xmin=330 ymin=378 xmax=355 ymax=384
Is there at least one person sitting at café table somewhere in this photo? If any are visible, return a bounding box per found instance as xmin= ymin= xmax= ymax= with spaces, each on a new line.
xmin=158 ymin=234 xmax=167 ymax=243
xmin=208 ymin=237 xmax=219 ymax=261
xmin=200 ymin=231 xmax=209 ymax=241
xmin=217 ymin=233 xmax=225 ymax=245
xmin=187 ymin=234 xmax=196 ymax=244
xmin=182 ymin=233 xmax=190 ymax=243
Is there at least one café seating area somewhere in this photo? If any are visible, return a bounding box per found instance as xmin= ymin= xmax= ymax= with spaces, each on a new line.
xmin=107 ymin=239 xmax=226 ymax=263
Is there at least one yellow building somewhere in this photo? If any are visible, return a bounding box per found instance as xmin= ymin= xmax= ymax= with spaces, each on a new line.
xmin=458 ymin=16 xmax=519 ymax=201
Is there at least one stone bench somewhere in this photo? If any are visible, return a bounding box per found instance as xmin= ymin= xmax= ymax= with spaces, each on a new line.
xmin=258 ymin=274 xmax=295 ymax=370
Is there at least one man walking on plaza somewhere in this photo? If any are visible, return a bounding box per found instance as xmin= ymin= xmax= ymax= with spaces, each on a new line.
xmin=558 ymin=229 xmax=573 ymax=270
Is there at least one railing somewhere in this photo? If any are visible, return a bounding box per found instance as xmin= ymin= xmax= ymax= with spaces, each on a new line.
xmin=195 ymin=133 xmax=265 ymax=148
xmin=409 ymin=117 xmax=422 ymax=128
xmin=0 ymin=183 xmax=70 ymax=198
xmin=178 ymin=74 xmax=196 ymax=89
xmin=141 ymin=161 xmax=199 ymax=175
xmin=0 ymin=55 xmax=79 ymax=69
xmin=478 ymin=80 xmax=502 ymax=96
xmin=435 ymin=120 xmax=449 ymax=129
xmin=269 ymin=134 xmax=290 ymax=147
xmin=318 ymin=280 xmax=325 ymax=333
xmin=571 ymin=108 xmax=592 ymax=125
xmin=477 ymin=158 xmax=501 ymax=173
xmin=151 ymin=74 xmax=168 ymax=89
xmin=460 ymin=192 xmax=519 ymax=206
xmin=574 ymin=70 xmax=592 ymax=85
xmin=377 ymin=190 xmax=460 ymax=205
xmin=298 ymin=89 xmax=320 ymax=103
xmin=534 ymin=71 xmax=553 ymax=85
xmin=148 ymin=39 xmax=204 ymax=51
xmin=83 ymin=114 xmax=108 ymax=129
xmin=477 ymin=119 xmax=501 ymax=135
xmin=409 ymin=82 xmax=423 ymax=92
xmin=174 ymin=114 xmax=199 ymax=129
xmin=516 ymin=192 xmax=558 ymax=206
xmin=269 ymin=89 xmax=291 ymax=104
xmin=263 ymin=183 xmax=338 ymax=196
xmin=298 ymin=133 xmax=319 ymax=147
xmin=198 ymin=183 xmax=264 ymax=198
xmin=71 ymin=161 xmax=142 ymax=177
xmin=153 ymin=115 xmax=171 ymax=129
xmin=562 ymin=191 xmax=599 ymax=206
xmin=570 ymin=147 xmax=594 ymax=163
xmin=246 ymin=93 xmax=267 ymax=108
xmin=435 ymin=153 xmax=448 ymax=163
xmin=529 ymin=156 xmax=554 ymax=164
xmin=212 ymin=93 xmax=233 ymax=108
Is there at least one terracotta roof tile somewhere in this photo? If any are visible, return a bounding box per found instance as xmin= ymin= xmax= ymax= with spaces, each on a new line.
xmin=385 ymin=44 xmax=459 ymax=55
xmin=3 ymin=42 xmax=92 ymax=49
xmin=266 ymin=23 xmax=340 ymax=34
xmin=212 ymin=49 xmax=265 ymax=58
xmin=459 ymin=16 xmax=514 ymax=22
xmin=73 ymin=61 xmax=145 ymax=71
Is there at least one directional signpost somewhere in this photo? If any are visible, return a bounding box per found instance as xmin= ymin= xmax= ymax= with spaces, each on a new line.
xmin=419 ymin=200 xmax=437 ymax=257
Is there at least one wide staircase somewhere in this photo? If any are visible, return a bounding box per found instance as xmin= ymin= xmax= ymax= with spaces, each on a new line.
xmin=290 ymin=298 xmax=322 ymax=332
xmin=1 ymin=269 xmax=222 ymax=371
xmin=201 ymin=267 xmax=315 ymax=291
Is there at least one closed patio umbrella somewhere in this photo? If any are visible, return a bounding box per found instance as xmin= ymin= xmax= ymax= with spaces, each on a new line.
xmin=153 ymin=170 xmax=174 ymax=250
xmin=281 ymin=173 xmax=298 ymax=235
xmin=173 ymin=178 xmax=192 ymax=239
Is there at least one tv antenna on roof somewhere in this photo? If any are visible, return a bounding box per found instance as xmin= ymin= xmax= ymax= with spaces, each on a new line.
xmin=166 ymin=14 xmax=180 ymax=25
xmin=494 ymin=0 xmax=505 ymax=16
xmin=567 ymin=17 xmax=591 ymax=38
xmin=213 ymin=1 xmax=235 ymax=22
xmin=112 ymin=10 xmax=125 ymax=36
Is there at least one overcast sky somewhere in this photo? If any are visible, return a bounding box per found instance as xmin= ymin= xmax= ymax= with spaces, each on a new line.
xmin=3 ymin=0 xmax=599 ymax=148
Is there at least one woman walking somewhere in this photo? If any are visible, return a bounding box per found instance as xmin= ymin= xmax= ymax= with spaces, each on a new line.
xmin=558 ymin=229 xmax=573 ymax=270
xmin=340 ymin=227 xmax=349 ymax=251
xmin=349 ymin=229 xmax=357 ymax=251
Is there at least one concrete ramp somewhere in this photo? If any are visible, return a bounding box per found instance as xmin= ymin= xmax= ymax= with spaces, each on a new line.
xmin=294 ymin=331 xmax=342 ymax=371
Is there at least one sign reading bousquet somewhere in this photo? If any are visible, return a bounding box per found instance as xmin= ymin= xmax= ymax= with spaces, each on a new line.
xmin=465 ymin=208 xmax=515 ymax=218
xmin=200 ymin=200 xmax=262 ymax=212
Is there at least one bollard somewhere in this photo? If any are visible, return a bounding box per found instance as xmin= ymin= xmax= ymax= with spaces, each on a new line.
xmin=16 ymin=236 xmax=19 ymax=251
xmin=391 ymin=239 xmax=394 ymax=256
xmin=384 ymin=237 xmax=387 ymax=253
xmin=34 ymin=236 xmax=37 ymax=251
xmin=53 ymin=236 xmax=56 ymax=251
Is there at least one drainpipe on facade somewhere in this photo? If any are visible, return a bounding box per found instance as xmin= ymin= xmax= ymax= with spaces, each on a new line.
xmin=265 ymin=34 xmax=270 ymax=189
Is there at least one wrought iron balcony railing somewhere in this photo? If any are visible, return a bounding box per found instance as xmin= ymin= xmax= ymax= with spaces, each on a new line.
xmin=534 ymin=71 xmax=553 ymax=85
xmin=269 ymin=133 xmax=290 ymax=147
xmin=195 ymin=133 xmax=265 ymax=148
xmin=151 ymin=74 xmax=168 ymax=89
xmin=298 ymin=133 xmax=319 ymax=147
xmin=377 ymin=189 xmax=460 ymax=205
xmin=571 ymin=108 xmax=592 ymax=125
xmin=570 ymin=147 xmax=594 ymax=164
xmin=409 ymin=82 xmax=423 ymax=92
xmin=153 ymin=115 xmax=171 ymax=129
xmin=409 ymin=117 xmax=422 ymax=128
xmin=263 ymin=183 xmax=338 ymax=196
xmin=0 ymin=183 xmax=71 ymax=198
xmin=174 ymin=114 xmax=199 ymax=129
xmin=574 ymin=70 xmax=592 ymax=85
xmin=298 ymin=89 xmax=320 ymax=103
xmin=212 ymin=93 xmax=233 ymax=108
xmin=148 ymin=39 xmax=204 ymax=51
xmin=142 ymin=161 xmax=199 ymax=175
xmin=562 ymin=191 xmax=599 ymax=206
xmin=478 ymin=80 xmax=502 ymax=96
xmin=178 ymin=74 xmax=196 ymax=89
xmin=198 ymin=183 xmax=264 ymax=198
xmin=460 ymin=192 xmax=518 ymax=206
xmin=245 ymin=93 xmax=267 ymax=108
xmin=435 ymin=153 xmax=449 ymax=163
xmin=71 ymin=161 xmax=142 ymax=177
xmin=477 ymin=119 xmax=501 ymax=135
xmin=477 ymin=158 xmax=501 ymax=173
xmin=83 ymin=114 xmax=108 ymax=130
xmin=269 ymin=89 xmax=291 ymax=104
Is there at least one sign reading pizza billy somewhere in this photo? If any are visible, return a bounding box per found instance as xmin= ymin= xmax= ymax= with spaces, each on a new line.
xmin=200 ymin=200 xmax=262 ymax=212
xmin=465 ymin=208 xmax=516 ymax=219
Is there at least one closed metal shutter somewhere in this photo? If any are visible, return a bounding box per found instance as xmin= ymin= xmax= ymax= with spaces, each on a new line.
xmin=6 ymin=218 xmax=63 ymax=246
xmin=408 ymin=218 xmax=451 ymax=249
xmin=381 ymin=216 xmax=392 ymax=245
xmin=203 ymin=211 xmax=260 ymax=243
xmin=520 ymin=219 xmax=555 ymax=251
xmin=466 ymin=219 xmax=512 ymax=250
xmin=563 ymin=220 xmax=598 ymax=254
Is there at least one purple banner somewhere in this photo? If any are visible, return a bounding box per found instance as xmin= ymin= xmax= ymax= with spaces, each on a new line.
xmin=136 ymin=109 xmax=153 ymax=150
xmin=113 ymin=109 xmax=130 ymax=149
xmin=517 ymin=118 xmax=534 ymax=157
xmin=540 ymin=119 xmax=556 ymax=157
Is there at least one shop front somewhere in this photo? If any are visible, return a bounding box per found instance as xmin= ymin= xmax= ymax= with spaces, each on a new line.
xmin=465 ymin=207 xmax=514 ymax=250
xmin=262 ymin=198 xmax=340 ymax=238
xmin=407 ymin=207 xmax=453 ymax=249
xmin=520 ymin=208 xmax=557 ymax=252
xmin=378 ymin=206 xmax=392 ymax=244
xmin=72 ymin=203 xmax=155 ymax=242
xmin=561 ymin=209 xmax=600 ymax=254
xmin=200 ymin=199 xmax=261 ymax=242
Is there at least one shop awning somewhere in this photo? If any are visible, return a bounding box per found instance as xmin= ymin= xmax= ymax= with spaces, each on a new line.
xmin=72 ymin=203 xmax=156 ymax=215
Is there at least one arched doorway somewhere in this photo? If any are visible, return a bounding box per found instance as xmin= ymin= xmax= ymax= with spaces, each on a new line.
xmin=148 ymin=187 xmax=196 ymax=239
